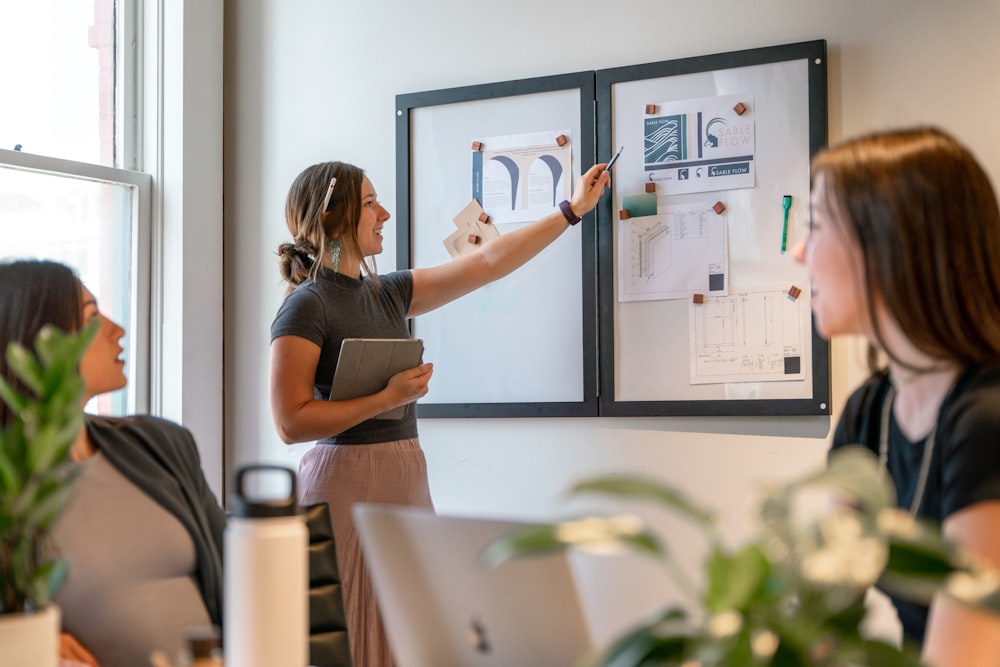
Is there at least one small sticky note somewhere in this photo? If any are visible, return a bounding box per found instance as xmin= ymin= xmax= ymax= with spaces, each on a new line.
xmin=621 ymin=193 xmax=658 ymax=218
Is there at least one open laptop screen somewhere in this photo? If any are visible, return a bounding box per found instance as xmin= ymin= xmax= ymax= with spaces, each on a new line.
xmin=353 ymin=503 xmax=596 ymax=667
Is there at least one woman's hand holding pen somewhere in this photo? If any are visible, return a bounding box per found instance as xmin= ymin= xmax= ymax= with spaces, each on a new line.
xmin=570 ymin=163 xmax=612 ymax=221
xmin=384 ymin=362 xmax=434 ymax=409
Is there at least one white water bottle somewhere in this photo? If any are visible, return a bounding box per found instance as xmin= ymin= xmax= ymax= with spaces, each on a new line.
xmin=224 ymin=464 xmax=308 ymax=667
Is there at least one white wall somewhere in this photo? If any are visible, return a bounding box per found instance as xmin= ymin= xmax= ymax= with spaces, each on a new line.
xmin=222 ymin=0 xmax=1000 ymax=639
xmin=157 ymin=0 xmax=226 ymax=499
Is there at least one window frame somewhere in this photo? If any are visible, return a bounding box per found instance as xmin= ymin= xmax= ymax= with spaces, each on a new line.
xmin=0 ymin=147 xmax=153 ymax=413
xmin=1 ymin=0 xmax=226 ymax=496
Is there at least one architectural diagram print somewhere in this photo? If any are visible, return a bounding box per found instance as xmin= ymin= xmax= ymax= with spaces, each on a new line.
xmin=688 ymin=286 xmax=807 ymax=384
xmin=618 ymin=200 xmax=728 ymax=302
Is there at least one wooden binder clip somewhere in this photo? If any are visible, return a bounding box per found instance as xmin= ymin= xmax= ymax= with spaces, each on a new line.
xmin=555 ymin=134 xmax=568 ymax=147
xmin=471 ymin=141 xmax=483 ymax=151
xmin=645 ymin=104 xmax=658 ymax=115
xmin=645 ymin=182 xmax=657 ymax=193
xmin=712 ymin=201 xmax=726 ymax=215
xmin=733 ymin=101 xmax=748 ymax=115
xmin=478 ymin=211 xmax=490 ymax=224
xmin=787 ymin=285 xmax=802 ymax=300
xmin=619 ymin=209 xmax=631 ymax=220
xmin=468 ymin=234 xmax=479 ymax=244
xmin=692 ymin=293 xmax=705 ymax=304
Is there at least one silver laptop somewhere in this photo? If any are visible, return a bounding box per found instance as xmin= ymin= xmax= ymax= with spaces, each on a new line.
xmin=353 ymin=503 xmax=597 ymax=667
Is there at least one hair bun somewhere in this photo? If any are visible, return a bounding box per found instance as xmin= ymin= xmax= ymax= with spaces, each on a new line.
xmin=277 ymin=241 xmax=316 ymax=260
xmin=277 ymin=241 xmax=316 ymax=287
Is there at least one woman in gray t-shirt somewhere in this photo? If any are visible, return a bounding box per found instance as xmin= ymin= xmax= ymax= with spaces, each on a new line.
xmin=270 ymin=160 xmax=610 ymax=666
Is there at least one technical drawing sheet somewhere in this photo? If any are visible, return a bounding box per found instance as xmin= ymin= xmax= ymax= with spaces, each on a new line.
xmin=689 ymin=286 xmax=808 ymax=384
xmin=617 ymin=200 xmax=728 ymax=302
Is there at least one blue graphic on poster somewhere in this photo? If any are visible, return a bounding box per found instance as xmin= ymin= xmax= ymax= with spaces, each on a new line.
xmin=643 ymin=93 xmax=755 ymax=195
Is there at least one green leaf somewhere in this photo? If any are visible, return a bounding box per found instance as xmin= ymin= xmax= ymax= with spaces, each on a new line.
xmin=4 ymin=343 xmax=45 ymax=397
xmin=47 ymin=558 xmax=68 ymax=600
xmin=599 ymin=608 xmax=692 ymax=667
xmin=28 ymin=559 xmax=61 ymax=609
xmin=876 ymin=529 xmax=961 ymax=607
xmin=0 ymin=321 xmax=96 ymax=612
xmin=482 ymin=516 xmax=665 ymax=568
xmin=0 ymin=434 xmax=21 ymax=494
xmin=604 ymin=634 xmax=689 ymax=667
xmin=0 ymin=375 xmax=29 ymax=417
xmin=24 ymin=481 xmax=76 ymax=530
xmin=481 ymin=524 xmax=574 ymax=566
xmin=704 ymin=545 xmax=771 ymax=613
xmin=570 ymin=475 xmax=715 ymax=527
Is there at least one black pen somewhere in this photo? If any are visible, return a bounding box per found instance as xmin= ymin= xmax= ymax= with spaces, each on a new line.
xmin=605 ymin=146 xmax=624 ymax=172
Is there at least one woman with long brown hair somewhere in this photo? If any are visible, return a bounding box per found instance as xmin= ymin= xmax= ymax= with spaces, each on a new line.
xmin=795 ymin=127 xmax=1000 ymax=666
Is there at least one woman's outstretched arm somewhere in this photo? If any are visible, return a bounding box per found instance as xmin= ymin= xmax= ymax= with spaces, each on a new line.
xmin=407 ymin=163 xmax=610 ymax=317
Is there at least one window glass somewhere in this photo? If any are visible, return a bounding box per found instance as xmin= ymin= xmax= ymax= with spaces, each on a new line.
xmin=0 ymin=164 xmax=138 ymax=416
xmin=0 ymin=0 xmax=145 ymax=417
xmin=0 ymin=0 xmax=115 ymax=166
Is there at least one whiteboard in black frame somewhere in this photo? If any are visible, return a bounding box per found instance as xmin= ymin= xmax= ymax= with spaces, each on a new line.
xmin=396 ymin=72 xmax=598 ymax=418
xmin=596 ymin=40 xmax=830 ymax=417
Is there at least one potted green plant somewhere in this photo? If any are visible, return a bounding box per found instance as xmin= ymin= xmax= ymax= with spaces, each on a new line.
xmin=0 ymin=321 xmax=97 ymax=667
xmin=484 ymin=447 xmax=1000 ymax=667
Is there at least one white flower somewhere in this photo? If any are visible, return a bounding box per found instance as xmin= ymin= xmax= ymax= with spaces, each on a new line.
xmin=801 ymin=520 xmax=887 ymax=588
xmin=554 ymin=515 xmax=646 ymax=555
xmin=946 ymin=570 xmax=1000 ymax=604
xmin=751 ymin=629 xmax=779 ymax=658
xmin=707 ymin=610 xmax=743 ymax=638
xmin=877 ymin=507 xmax=921 ymax=539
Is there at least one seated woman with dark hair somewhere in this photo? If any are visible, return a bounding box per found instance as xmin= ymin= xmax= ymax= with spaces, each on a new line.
xmin=0 ymin=259 xmax=225 ymax=667
xmin=794 ymin=127 xmax=1000 ymax=666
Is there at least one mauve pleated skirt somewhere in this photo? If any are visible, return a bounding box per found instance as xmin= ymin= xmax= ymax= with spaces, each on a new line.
xmin=297 ymin=438 xmax=434 ymax=667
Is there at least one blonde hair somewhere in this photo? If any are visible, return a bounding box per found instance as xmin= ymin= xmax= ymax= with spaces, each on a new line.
xmin=277 ymin=161 xmax=378 ymax=291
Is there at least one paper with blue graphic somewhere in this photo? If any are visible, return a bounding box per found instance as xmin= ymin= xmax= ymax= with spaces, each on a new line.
xmin=644 ymin=93 xmax=755 ymax=195
xmin=471 ymin=130 xmax=572 ymax=225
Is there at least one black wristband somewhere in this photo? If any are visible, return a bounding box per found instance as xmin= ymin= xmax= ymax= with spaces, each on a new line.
xmin=559 ymin=200 xmax=581 ymax=226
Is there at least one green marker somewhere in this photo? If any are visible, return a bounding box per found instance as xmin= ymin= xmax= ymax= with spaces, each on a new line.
xmin=781 ymin=195 xmax=792 ymax=253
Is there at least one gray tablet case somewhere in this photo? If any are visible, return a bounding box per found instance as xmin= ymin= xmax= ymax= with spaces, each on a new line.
xmin=329 ymin=338 xmax=424 ymax=419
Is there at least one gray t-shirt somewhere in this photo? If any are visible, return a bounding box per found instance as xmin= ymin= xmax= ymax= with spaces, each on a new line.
xmin=54 ymin=452 xmax=212 ymax=667
xmin=270 ymin=268 xmax=419 ymax=444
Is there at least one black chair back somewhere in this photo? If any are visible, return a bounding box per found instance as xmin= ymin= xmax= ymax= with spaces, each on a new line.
xmin=303 ymin=502 xmax=352 ymax=667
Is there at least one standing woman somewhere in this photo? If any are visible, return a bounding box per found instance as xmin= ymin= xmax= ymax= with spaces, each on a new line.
xmin=270 ymin=161 xmax=609 ymax=665
xmin=795 ymin=127 xmax=1000 ymax=666
xmin=0 ymin=260 xmax=225 ymax=667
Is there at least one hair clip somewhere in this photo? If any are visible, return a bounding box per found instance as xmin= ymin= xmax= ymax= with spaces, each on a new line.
xmin=322 ymin=177 xmax=337 ymax=212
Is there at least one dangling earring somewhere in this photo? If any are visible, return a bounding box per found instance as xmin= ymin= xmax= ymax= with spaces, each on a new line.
xmin=330 ymin=239 xmax=341 ymax=274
